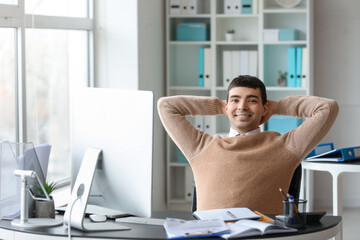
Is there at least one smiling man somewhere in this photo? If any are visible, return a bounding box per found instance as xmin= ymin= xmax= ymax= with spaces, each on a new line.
xmin=158 ymin=75 xmax=338 ymax=214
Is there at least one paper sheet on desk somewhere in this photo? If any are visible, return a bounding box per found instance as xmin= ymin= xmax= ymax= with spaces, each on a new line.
xmin=163 ymin=218 xmax=229 ymax=239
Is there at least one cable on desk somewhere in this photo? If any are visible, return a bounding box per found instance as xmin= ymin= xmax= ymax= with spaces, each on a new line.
xmin=67 ymin=196 xmax=81 ymax=240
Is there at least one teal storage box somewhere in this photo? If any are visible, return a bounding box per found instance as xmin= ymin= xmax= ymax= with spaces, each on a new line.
xmin=266 ymin=115 xmax=303 ymax=134
xmin=176 ymin=22 xmax=209 ymax=41
xmin=279 ymin=29 xmax=299 ymax=41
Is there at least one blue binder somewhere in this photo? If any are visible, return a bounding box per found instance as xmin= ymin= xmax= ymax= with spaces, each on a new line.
xmin=296 ymin=47 xmax=302 ymax=87
xmin=306 ymin=142 xmax=335 ymax=158
xmin=198 ymin=48 xmax=204 ymax=87
xmin=287 ymin=48 xmax=296 ymax=87
xmin=305 ymin=146 xmax=360 ymax=162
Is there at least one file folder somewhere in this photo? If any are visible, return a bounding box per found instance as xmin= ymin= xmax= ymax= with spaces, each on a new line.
xmin=169 ymin=0 xmax=181 ymax=15
xmin=198 ymin=48 xmax=204 ymax=87
xmin=241 ymin=0 xmax=252 ymax=14
xmin=248 ymin=50 xmax=258 ymax=76
xmin=240 ymin=50 xmax=249 ymax=75
xmin=296 ymin=47 xmax=302 ymax=87
xmin=305 ymin=146 xmax=360 ymax=162
xmin=231 ymin=50 xmax=241 ymax=80
xmin=223 ymin=51 xmax=232 ymax=88
xmin=301 ymin=47 xmax=308 ymax=88
xmin=287 ymin=48 xmax=296 ymax=87
xmin=306 ymin=142 xmax=334 ymax=158
xmin=204 ymin=48 xmax=211 ymax=88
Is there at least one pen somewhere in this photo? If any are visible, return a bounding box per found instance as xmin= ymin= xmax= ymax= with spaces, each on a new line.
xmin=226 ymin=210 xmax=237 ymax=219
xmin=279 ymin=188 xmax=288 ymax=200
xmin=289 ymin=195 xmax=299 ymax=213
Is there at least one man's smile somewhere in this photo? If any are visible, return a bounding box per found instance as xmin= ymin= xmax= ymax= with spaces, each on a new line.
xmin=233 ymin=111 xmax=253 ymax=121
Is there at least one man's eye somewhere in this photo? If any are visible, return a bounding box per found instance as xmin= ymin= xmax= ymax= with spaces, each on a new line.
xmin=249 ymin=99 xmax=257 ymax=103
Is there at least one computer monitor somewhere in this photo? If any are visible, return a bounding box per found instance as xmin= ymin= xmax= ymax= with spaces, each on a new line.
xmin=69 ymin=87 xmax=153 ymax=218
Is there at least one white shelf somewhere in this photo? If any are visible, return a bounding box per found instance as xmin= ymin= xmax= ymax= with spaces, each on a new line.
xmin=216 ymin=14 xmax=259 ymax=18
xmin=263 ymin=41 xmax=307 ymax=45
xmin=169 ymin=14 xmax=211 ymax=18
xmin=263 ymin=7 xmax=307 ymax=14
xmin=169 ymin=41 xmax=211 ymax=45
xmin=216 ymin=41 xmax=259 ymax=45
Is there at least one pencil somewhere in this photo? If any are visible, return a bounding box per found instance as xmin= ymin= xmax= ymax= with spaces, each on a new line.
xmin=279 ymin=188 xmax=288 ymax=200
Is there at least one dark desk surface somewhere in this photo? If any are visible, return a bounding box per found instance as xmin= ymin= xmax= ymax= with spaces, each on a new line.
xmin=0 ymin=211 xmax=342 ymax=239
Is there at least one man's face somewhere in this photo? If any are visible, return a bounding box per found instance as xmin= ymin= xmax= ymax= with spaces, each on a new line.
xmin=225 ymin=87 xmax=268 ymax=134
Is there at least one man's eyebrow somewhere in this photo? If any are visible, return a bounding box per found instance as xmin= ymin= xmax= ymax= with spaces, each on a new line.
xmin=229 ymin=94 xmax=259 ymax=99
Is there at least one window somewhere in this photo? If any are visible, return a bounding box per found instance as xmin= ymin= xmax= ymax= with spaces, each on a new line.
xmin=25 ymin=0 xmax=87 ymax=18
xmin=0 ymin=28 xmax=16 ymax=141
xmin=0 ymin=1 xmax=93 ymax=182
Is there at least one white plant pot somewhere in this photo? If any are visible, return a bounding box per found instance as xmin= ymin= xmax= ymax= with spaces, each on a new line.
xmin=225 ymin=33 xmax=234 ymax=41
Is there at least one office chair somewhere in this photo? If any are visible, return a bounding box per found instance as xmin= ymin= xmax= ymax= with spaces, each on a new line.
xmin=191 ymin=164 xmax=302 ymax=212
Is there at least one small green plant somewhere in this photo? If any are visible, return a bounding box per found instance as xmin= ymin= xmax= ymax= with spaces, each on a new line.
xmin=37 ymin=181 xmax=57 ymax=196
xmin=278 ymin=70 xmax=288 ymax=79
xmin=227 ymin=29 xmax=235 ymax=34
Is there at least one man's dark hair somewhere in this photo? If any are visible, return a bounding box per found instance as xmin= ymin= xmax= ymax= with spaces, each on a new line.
xmin=227 ymin=75 xmax=267 ymax=105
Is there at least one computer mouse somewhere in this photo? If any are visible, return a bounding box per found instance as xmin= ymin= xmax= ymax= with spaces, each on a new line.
xmin=89 ymin=214 xmax=107 ymax=222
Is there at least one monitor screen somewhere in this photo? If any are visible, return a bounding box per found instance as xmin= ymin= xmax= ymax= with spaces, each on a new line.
xmin=70 ymin=87 xmax=153 ymax=218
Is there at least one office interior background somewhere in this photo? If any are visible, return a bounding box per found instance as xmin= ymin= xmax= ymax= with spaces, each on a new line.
xmin=0 ymin=0 xmax=360 ymax=214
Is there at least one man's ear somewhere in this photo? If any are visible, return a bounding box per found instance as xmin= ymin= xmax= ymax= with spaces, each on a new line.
xmin=262 ymin=101 xmax=269 ymax=117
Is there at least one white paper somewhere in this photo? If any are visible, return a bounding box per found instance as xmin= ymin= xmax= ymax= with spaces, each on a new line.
xmin=163 ymin=218 xmax=229 ymax=239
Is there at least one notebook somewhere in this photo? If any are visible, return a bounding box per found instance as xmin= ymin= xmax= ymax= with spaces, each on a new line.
xmin=193 ymin=207 xmax=261 ymax=222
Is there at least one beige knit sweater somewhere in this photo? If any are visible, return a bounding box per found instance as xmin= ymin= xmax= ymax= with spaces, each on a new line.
xmin=158 ymin=95 xmax=338 ymax=214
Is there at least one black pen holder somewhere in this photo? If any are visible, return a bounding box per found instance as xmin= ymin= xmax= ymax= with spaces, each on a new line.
xmin=283 ymin=199 xmax=307 ymax=229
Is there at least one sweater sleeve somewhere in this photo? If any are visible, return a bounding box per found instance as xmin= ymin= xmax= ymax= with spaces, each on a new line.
xmin=277 ymin=96 xmax=339 ymax=159
xmin=157 ymin=95 xmax=223 ymax=161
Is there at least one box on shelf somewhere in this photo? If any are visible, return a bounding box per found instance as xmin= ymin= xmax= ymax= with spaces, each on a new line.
xmin=263 ymin=29 xmax=279 ymax=42
xmin=279 ymin=29 xmax=299 ymax=41
xmin=176 ymin=22 xmax=209 ymax=41
xmin=266 ymin=115 xmax=303 ymax=134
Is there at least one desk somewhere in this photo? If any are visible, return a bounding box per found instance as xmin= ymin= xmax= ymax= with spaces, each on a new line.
xmin=302 ymin=161 xmax=360 ymax=216
xmin=0 ymin=211 xmax=342 ymax=240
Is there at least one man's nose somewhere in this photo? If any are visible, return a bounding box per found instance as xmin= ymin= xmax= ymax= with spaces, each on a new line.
xmin=237 ymin=100 xmax=248 ymax=110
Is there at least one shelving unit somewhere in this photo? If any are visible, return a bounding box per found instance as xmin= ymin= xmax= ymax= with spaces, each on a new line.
xmin=165 ymin=0 xmax=313 ymax=211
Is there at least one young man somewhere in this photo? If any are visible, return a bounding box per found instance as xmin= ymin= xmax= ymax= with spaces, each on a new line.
xmin=158 ymin=75 xmax=338 ymax=214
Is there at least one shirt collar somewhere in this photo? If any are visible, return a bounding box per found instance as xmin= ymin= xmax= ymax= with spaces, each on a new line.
xmin=228 ymin=127 xmax=261 ymax=137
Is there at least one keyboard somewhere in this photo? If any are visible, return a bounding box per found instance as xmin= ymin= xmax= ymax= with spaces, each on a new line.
xmin=115 ymin=216 xmax=166 ymax=226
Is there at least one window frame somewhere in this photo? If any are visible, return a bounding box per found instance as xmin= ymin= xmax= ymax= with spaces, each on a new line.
xmin=0 ymin=0 xmax=94 ymax=180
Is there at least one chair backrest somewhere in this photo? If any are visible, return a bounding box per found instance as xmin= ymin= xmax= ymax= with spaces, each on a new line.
xmin=191 ymin=164 xmax=302 ymax=212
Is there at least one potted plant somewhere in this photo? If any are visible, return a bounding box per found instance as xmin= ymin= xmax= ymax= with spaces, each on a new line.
xmin=278 ymin=71 xmax=287 ymax=86
xmin=34 ymin=181 xmax=57 ymax=218
xmin=225 ymin=29 xmax=235 ymax=41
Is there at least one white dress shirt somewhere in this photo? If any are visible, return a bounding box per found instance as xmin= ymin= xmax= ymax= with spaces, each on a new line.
xmin=228 ymin=127 xmax=261 ymax=137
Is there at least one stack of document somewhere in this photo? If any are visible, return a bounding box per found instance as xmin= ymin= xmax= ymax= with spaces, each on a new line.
xmin=163 ymin=218 xmax=229 ymax=239
xmin=221 ymin=220 xmax=297 ymax=239
xmin=193 ymin=207 xmax=261 ymax=222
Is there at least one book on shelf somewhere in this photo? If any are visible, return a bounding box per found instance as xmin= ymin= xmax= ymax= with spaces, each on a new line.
xmin=193 ymin=207 xmax=261 ymax=222
xmin=221 ymin=219 xmax=297 ymax=239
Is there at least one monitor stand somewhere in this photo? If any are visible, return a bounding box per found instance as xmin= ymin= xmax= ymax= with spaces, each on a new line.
xmin=63 ymin=148 xmax=130 ymax=232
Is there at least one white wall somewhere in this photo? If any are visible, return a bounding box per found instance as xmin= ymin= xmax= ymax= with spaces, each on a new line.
xmin=313 ymin=0 xmax=360 ymax=207
xmin=94 ymin=0 xmax=166 ymax=210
